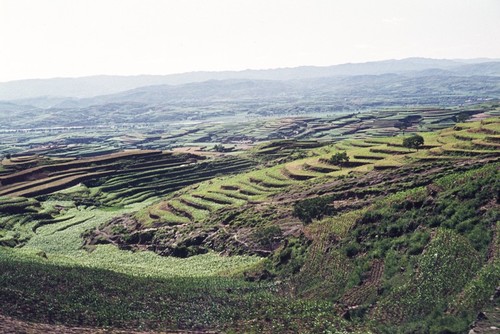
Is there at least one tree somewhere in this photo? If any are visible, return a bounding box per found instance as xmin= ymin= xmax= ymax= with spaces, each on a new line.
xmin=213 ymin=144 xmax=225 ymax=152
xmin=293 ymin=196 xmax=335 ymax=224
xmin=403 ymin=134 xmax=424 ymax=151
xmin=329 ymin=151 xmax=349 ymax=167
xmin=252 ymin=225 xmax=282 ymax=250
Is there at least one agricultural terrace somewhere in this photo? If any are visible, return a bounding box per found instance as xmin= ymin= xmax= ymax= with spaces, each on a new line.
xmin=0 ymin=114 xmax=499 ymax=333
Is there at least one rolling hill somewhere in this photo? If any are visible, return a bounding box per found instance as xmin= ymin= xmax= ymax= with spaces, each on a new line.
xmin=0 ymin=114 xmax=498 ymax=333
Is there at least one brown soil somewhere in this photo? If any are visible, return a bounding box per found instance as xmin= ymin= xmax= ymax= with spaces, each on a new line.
xmin=469 ymin=304 xmax=500 ymax=334
xmin=340 ymin=259 xmax=385 ymax=307
xmin=0 ymin=314 xmax=220 ymax=334
xmin=172 ymin=147 xmax=221 ymax=157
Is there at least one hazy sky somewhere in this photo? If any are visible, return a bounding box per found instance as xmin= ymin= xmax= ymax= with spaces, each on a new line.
xmin=1 ymin=0 xmax=499 ymax=82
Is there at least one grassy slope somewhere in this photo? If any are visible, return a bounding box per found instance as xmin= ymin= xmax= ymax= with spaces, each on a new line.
xmin=119 ymin=118 xmax=499 ymax=255
xmin=293 ymin=163 xmax=499 ymax=333
xmin=0 ymin=117 xmax=499 ymax=333
xmin=0 ymin=251 xmax=352 ymax=333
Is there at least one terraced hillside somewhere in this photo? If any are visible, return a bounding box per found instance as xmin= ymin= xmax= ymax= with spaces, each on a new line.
xmin=0 ymin=150 xmax=255 ymax=248
xmin=86 ymin=118 xmax=500 ymax=258
xmin=0 ymin=116 xmax=499 ymax=333
xmin=2 ymin=103 xmax=499 ymax=160
xmin=0 ymin=150 xmax=254 ymax=202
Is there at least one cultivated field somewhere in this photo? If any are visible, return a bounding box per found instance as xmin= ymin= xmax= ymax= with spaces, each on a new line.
xmin=1 ymin=107 xmax=499 ymax=333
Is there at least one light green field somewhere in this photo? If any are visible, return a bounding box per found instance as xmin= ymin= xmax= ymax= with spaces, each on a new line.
xmin=16 ymin=201 xmax=261 ymax=278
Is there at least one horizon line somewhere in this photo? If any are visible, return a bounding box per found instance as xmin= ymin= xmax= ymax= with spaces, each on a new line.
xmin=2 ymin=56 xmax=499 ymax=84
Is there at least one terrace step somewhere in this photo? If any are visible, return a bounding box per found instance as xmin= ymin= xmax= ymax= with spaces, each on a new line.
xmin=281 ymin=167 xmax=315 ymax=180
xmin=373 ymin=165 xmax=400 ymax=170
xmin=472 ymin=139 xmax=500 ymax=149
xmin=303 ymin=162 xmax=339 ymax=173
xmin=238 ymin=180 xmax=271 ymax=194
xmin=167 ymin=200 xmax=195 ymax=221
xmin=248 ymin=177 xmax=289 ymax=188
xmin=192 ymin=194 xmax=234 ymax=205
xmin=441 ymin=148 xmax=500 ymax=157
xmin=209 ymin=190 xmax=249 ymax=201
xmin=179 ymin=198 xmax=212 ymax=212
xmin=221 ymin=185 xmax=240 ymax=191
xmin=485 ymin=135 xmax=500 ymax=143
xmin=352 ymin=155 xmax=386 ymax=161
xmin=239 ymin=188 xmax=262 ymax=196
xmin=264 ymin=170 xmax=291 ymax=182
xmin=369 ymin=148 xmax=410 ymax=155
xmin=348 ymin=142 xmax=378 ymax=148
xmin=181 ymin=195 xmax=220 ymax=211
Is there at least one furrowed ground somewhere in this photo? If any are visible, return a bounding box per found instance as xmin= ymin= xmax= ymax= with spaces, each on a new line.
xmin=0 ymin=108 xmax=499 ymax=333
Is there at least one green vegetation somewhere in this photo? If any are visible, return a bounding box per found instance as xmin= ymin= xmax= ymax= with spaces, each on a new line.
xmin=293 ymin=195 xmax=335 ymax=224
xmin=329 ymin=151 xmax=350 ymax=166
xmin=402 ymin=134 xmax=424 ymax=150
xmin=0 ymin=114 xmax=499 ymax=333
xmin=293 ymin=162 xmax=499 ymax=333
xmin=0 ymin=250 xmax=352 ymax=333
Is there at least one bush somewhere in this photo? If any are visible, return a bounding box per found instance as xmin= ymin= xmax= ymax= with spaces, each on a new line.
xmin=403 ymin=134 xmax=424 ymax=150
xmin=345 ymin=243 xmax=361 ymax=257
xmin=408 ymin=230 xmax=430 ymax=255
xmin=213 ymin=144 xmax=225 ymax=152
xmin=252 ymin=225 xmax=282 ymax=249
xmin=329 ymin=151 xmax=349 ymax=166
xmin=293 ymin=196 xmax=335 ymax=224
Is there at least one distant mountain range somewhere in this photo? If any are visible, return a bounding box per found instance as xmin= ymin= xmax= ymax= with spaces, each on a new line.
xmin=1 ymin=57 xmax=500 ymax=129
xmin=1 ymin=57 xmax=500 ymax=102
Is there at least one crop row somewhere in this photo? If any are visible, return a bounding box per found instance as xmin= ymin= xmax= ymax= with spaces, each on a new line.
xmin=0 ymin=150 xmax=163 ymax=185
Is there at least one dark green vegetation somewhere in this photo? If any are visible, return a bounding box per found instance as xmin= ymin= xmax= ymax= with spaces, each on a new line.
xmin=0 ymin=250 xmax=349 ymax=333
xmin=329 ymin=151 xmax=350 ymax=166
xmin=402 ymin=134 xmax=424 ymax=150
xmin=295 ymin=164 xmax=499 ymax=333
xmin=293 ymin=196 xmax=336 ymax=224
xmin=0 ymin=110 xmax=499 ymax=333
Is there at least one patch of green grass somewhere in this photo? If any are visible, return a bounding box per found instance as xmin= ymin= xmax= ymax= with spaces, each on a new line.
xmin=374 ymin=229 xmax=481 ymax=331
xmin=0 ymin=248 xmax=352 ymax=333
xmin=311 ymin=209 xmax=366 ymax=239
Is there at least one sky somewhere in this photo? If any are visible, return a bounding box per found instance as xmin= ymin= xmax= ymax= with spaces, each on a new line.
xmin=1 ymin=0 xmax=499 ymax=82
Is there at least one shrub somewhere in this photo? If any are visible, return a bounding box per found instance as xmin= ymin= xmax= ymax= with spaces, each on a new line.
xmin=252 ymin=225 xmax=282 ymax=249
xmin=403 ymin=134 xmax=424 ymax=150
xmin=328 ymin=151 xmax=349 ymax=166
xmin=213 ymin=144 xmax=225 ymax=152
xmin=345 ymin=243 xmax=361 ymax=257
xmin=293 ymin=196 xmax=335 ymax=224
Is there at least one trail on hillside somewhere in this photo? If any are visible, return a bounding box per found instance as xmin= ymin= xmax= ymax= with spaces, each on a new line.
xmin=0 ymin=314 xmax=220 ymax=334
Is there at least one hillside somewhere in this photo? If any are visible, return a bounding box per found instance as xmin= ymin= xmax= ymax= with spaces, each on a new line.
xmin=0 ymin=114 xmax=499 ymax=333
xmin=2 ymin=101 xmax=500 ymax=163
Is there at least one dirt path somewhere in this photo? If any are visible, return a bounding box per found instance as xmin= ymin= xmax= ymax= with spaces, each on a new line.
xmin=0 ymin=314 xmax=220 ymax=334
